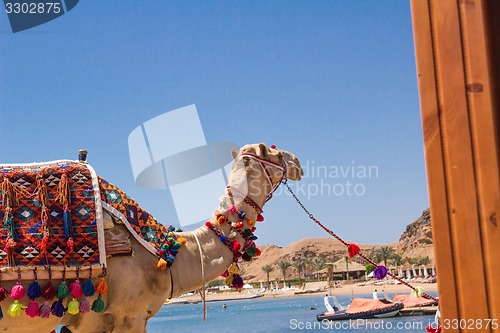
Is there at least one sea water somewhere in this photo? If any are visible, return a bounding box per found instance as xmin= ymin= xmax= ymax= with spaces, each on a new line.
xmin=147 ymin=294 xmax=437 ymax=333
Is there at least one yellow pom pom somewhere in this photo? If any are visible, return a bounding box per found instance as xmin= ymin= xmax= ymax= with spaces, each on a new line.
xmin=168 ymin=232 xmax=174 ymax=237
xmin=176 ymin=237 xmax=187 ymax=245
xmin=7 ymin=300 xmax=25 ymax=317
xmin=157 ymin=258 xmax=167 ymax=270
xmin=224 ymin=275 xmax=234 ymax=286
xmin=67 ymin=298 xmax=80 ymax=315
xmin=228 ymin=263 xmax=240 ymax=275
xmin=411 ymin=287 xmax=424 ymax=298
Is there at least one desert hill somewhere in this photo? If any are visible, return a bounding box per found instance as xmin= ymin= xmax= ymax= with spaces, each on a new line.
xmin=240 ymin=208 xmax=434 ymax=283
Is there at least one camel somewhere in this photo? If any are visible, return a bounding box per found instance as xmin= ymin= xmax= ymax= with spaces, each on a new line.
xmin=0 ymin=143 xmax=302 ymax=332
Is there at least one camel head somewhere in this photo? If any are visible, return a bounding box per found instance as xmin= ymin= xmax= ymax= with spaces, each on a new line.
xmin=229 ymin=143 xmax=303 ymax=208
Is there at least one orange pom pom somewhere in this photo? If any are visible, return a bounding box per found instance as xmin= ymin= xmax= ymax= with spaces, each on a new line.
xmin=157 ymin=258 xmax=167 ymax=270
xmin=95 ymin=278 xmax=108 ymax=295
xmin=176 ymin=237 xmax=187 ymax=245
xmin=217 ymin=216 xmax=227 ymax=226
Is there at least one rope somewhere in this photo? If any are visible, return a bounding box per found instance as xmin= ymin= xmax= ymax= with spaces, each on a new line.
xmin=193 ymin=231 xmax=207 ymax=322
xmin=283 ymin=180 xmax=439 ymax=303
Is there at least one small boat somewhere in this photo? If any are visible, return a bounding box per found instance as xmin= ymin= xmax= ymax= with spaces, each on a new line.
xmin=393 ymin=294 xmax=438 ymax=308
xmin=317 ymin=298 xmax=403 ymax=321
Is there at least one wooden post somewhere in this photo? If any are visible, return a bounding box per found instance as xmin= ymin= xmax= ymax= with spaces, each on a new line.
xmin=411 ymin=0 xmax=500 ymax=332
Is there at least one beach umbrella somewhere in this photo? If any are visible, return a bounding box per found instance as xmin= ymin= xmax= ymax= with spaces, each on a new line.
xmin=412 ymin=265 xmax=417 ymax=277
xmin=424 ymin=267 xmax=429 ymax=277
xmin=406 ymin=269 xmax=412 ymax=278
xmin=419 ymin=267 xmax=423 ymax=276
xmin=260 ymin=282 xmax=263 ymax=289
xmin=398 ymin=268 xmax=403 ymax=278
xmin=432 ymin=267 xmax=436 ymax=276
xmin=283 ymin=281 xmax=286 ymax=289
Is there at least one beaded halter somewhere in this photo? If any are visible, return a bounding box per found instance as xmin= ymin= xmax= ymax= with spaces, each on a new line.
xmin=205 ymin=146 xmax=287 ymax=289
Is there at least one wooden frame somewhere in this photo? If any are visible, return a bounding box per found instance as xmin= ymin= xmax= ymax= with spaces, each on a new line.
xmin=411 ymin=0 xmax=499 ymax=331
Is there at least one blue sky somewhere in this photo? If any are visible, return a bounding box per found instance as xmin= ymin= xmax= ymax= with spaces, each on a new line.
xmin=0 ymin=1 xmax=428 ymax=247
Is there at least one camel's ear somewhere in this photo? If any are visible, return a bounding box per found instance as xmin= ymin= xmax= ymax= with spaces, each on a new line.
xmin=232 ymin=148 xmax=239 ymax=160
xmin=283 ymin=152 xmax=303 ymax=181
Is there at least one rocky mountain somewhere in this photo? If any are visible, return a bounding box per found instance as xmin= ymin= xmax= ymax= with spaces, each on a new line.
xmin=240 ymin=208 xmax=434 ymax=283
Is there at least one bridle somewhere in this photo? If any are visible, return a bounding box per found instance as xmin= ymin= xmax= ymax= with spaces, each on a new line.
xmin=228 ymin=152 xmax=287 ymax=214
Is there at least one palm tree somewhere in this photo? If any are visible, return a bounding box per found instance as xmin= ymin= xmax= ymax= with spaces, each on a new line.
xmin=310 ymin=257 xmax=327 ymax=281
xmin=344 ymin=255 xmax=351 ymax=280
xmin=375 ymin=246 xmax=396 ymax=267
xmin=391 ymin=252 xmax=404 ymax=267
xmin=276 ymin=260 xmax=292 ymax=286
xmin=261 ymin=264 xmax=274 ymax=290
xmin=292 ymin=257 xmax=306 ymax=286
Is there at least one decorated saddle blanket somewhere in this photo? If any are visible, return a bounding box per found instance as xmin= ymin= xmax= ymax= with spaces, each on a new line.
xmin=0 ymin=160 xmax=169 ymax=281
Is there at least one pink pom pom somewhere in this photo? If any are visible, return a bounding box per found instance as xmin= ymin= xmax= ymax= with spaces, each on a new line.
xmin=26 ymin=300 xmax=40 ymax=318
xmin=229 ymin=205 xmax=238 ymax=214
xmin=79 ymin=297 xmax=91 ymax=313
xmin=10 ymin=282 xmax=26 ymax=300
xmin=70 ymin=280 xmax=83 ymax=299
xmin=39 ymin=301 xmax=51 ymax=318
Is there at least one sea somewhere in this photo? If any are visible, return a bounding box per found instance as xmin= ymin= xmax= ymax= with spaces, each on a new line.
xmin=146 ymin=293 xmax=438 ymax=333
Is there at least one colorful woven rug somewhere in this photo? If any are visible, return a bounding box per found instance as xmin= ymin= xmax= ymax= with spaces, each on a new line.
xmin=0 ymin=160 xmax=170 ymax=281
xmin=0 ymin=160 xmax=106 ymax=280
xmin=98 ymin=177 xmax=168 ymax=255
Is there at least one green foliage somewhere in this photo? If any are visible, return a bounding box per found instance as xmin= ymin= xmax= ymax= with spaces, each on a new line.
xmin=207 ymin=278 xmax=224 ymax=288
xmin=365 ymin=263 xmax=376 ymax=274
xmin=375 ymin=246 xmax=396 ymax=267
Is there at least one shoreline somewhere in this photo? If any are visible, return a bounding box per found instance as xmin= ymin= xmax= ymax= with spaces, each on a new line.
xmin=168 ymin=282 xmax=438 ymax=303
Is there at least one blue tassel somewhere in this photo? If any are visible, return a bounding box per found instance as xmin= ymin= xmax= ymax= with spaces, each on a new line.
xmin=0 ymin=305 xmax=3 ymax=319
xmin=169 ymin=249 xmax=178 ymax=256
xmin=82 ymin=279 xmax=95 ymax=297
xmin=27 ymin=280 xmax=42 ymax=299
xmin=219 ymin=235 xmax=227 ymax=243
xmin=4 ymin=213 xmax=17 ymax=241
xmin=63 ymin=209 xmax=73 ymax=238
xmin=51 ymin=299 xmax=66 ymax=317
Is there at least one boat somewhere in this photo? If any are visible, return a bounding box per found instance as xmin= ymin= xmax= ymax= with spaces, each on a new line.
xmin=393 ymin=294 xmax=438 ymax=308
xmin=317 ymin=298 xmax=403 ymax=321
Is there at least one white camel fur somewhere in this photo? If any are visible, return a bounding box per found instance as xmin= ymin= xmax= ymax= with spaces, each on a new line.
xmin=0 ymin=143 xmax=303 ymax=333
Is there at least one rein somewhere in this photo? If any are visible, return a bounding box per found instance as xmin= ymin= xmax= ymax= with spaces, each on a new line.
xmin=282 ymin=180 xmax=439 ymax=303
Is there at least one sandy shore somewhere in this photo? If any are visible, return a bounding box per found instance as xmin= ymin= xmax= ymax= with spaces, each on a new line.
xmin=168 ymin=282 xmax=438 ymax=303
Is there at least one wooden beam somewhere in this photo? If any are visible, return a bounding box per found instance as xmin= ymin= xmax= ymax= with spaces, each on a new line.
xmin=411 ymin=0 xmax=500 ymax=331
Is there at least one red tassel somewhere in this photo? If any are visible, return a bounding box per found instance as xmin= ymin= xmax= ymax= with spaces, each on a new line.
xmin=347 ymin=243 xmax=360 ymax=258
xmin=40 ymin=234 xmax=49 ymax=254
xmin=257 ymin=214 xmax=264 ymax=222
xmin=205 ymin=221 xmax=213 ymax=228
xmin=66 ymin=238 xmax=74 ymax=253
xmin=42 ymin=281 xmax=57 ymax=300
xmin=232 ymin=241 xmax=241 ymax=253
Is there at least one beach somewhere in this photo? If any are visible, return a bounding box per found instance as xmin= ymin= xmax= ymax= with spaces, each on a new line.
xmin=169 ymin=281 xmax=439 ymax=303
